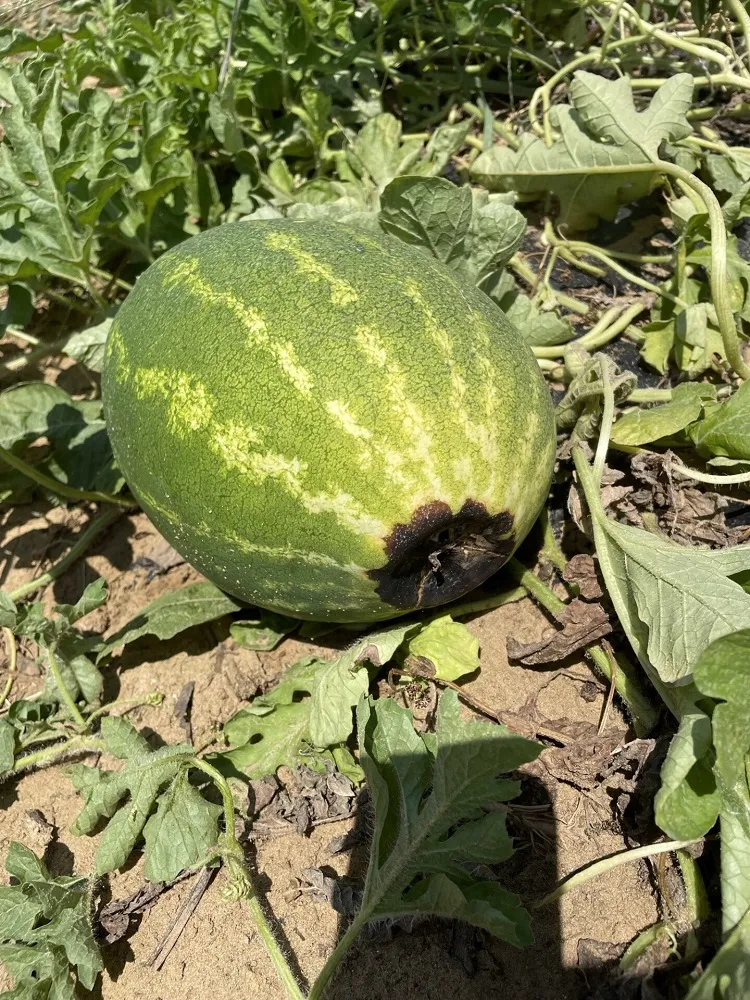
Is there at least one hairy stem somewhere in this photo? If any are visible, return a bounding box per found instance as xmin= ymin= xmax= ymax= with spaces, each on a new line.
xmin=593 ymin=358 xmax=615 ymax=488
xmin=669 ymin=461 xmax=750 ymax=485
xmin=307 ymin=917 xmax=369 ymax=1000
xmin=191 ymin=758 xmax=306 ymax=1000
xmin=47 ymin=646 xmax=87 ymax=732
xmin=10 ymin=735 xmax=105 ymax=774
xmin=9 ymin=507 xmax=123 ymax=601
xmin=0 ymin=445 xmax=138 ymax=509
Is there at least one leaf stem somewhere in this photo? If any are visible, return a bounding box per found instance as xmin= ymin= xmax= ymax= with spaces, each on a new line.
xmin=725 ymin=0 xmax=750 ymax=71
xmin=47 ymin=646 xmax=87 ymax=732
xmin=669 ymin=461 xmax=750 ymax=485
xmin=1 ymin=626 xmax=17 ymax=706
xmin=9 ymin=507 xmax=123 ymax=602
xmin=0 ymin=445 xmax=138 ymax=509
xmin=10 ymin=735 xmax=105 ymax=774
xmin=661 ymin=163 xmax=750 ymax=379
xmin=191 ymin=757 xmax=306 ymax=1000
xmin=592 ymin=357 xmax=615 ymax=488
xmin=534 ymin=838 xmax=701 ymax=908
xmin=507 ymin=558 xmax=658 ymax=735
xmin=629 ymin=388 xmax=673 ymax=402
xmin=307 ymin=917 xmax=368 ymax=1000
xmin=85 ymin=691 xmax=164 ymax=725
xmin=580 ymin=302 xmax=648 ymax=352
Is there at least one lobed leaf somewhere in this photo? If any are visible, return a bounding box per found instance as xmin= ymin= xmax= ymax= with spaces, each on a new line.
xmin=68 ymin=716 xmax=218 ymax=880
xmin=356 ymin=691 xmax=540 ymax=945
xmin=471 ymin=72 xmax=693 ymax=231
xmin=0 ymin=843 xmax=102 ymax=999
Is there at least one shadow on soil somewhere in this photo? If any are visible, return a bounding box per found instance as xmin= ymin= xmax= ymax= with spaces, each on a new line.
xmin=313 ymin=769 xmax=588 ymax=1000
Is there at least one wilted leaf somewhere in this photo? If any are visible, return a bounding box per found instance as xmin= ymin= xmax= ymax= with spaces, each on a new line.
xmin=63 ymin=318 xmax=113 ymax=374
xmin=507 ymin=599 xmax=611 ymax=665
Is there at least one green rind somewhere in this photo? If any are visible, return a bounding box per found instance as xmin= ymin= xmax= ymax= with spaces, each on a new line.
xmin=103 ymin=220 xmax=555 ymax=621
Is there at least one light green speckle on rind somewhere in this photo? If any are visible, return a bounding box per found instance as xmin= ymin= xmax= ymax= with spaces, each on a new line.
xmin=103 ymin=220 xmax=555 ymax=621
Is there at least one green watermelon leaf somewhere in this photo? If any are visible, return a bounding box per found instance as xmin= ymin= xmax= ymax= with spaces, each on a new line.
xmin=6 ymin=581 xmax=108 ymax=712
xmin=610 ymin=383 xmax=717 ymax=446
xmin=352 ymin=691 xmax=540 ymax=944
xmin=684 ymin=906 xmax=750 ymax=1000
xmin=467 ymin=198 xmax=526 ymax=278
xmin=693 ymin=630 xmax=750 ymax=934
xmin=68 ymin=715 xmax=219 ymax=880
xmin=214 ymin=657 xmax=326 ymax=778
xmin=654 ymin=710 xmax=719 ymax=841
xmin=575 ymin=451 xmax=750 ymax=689
xmin=0 ymin=382 xmax=122 ymax=495
xmin=308 ymin=621 xmax=419 ymax=747
xmin=349 ymin=113 xmax=422 ymax=191
xmin=0 ymin=67 xmax=128 ymax=284
xmin=380 ymin=176 xmax=472 ymax=269
xmin=230 ymin=611 xmax=299 ymax=651
xmin=0 ymin=843 xmax=102 ymax=999
xmin=97 ymin=581 xmax=245 ymax=659
xmin=403 ymin=615 xmax=480 ymax=683
xmin=471 ymin=71 xmax=693 ymax=231
xmin=690 ymin=380 xmax=750 ymax=460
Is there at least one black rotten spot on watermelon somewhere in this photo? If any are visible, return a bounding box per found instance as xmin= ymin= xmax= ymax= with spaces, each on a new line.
xmin=368 ymin=499 xmax=515 ymax=610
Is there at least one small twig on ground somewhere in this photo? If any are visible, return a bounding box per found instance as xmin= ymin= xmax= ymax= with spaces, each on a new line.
xmin=146 ymin=866 xmax=217 ymax=970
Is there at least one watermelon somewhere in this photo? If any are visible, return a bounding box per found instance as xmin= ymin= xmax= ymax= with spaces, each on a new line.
xmin=103 ymin=220 xmax=555 ymax=622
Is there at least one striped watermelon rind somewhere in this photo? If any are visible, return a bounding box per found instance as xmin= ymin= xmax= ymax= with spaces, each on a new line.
xmin=103 ymin=220 xmax=555 ymax=622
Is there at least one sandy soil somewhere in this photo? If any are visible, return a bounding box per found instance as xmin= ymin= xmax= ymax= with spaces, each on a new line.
xmin=0 ymin=503 xmax=674 ymax=1000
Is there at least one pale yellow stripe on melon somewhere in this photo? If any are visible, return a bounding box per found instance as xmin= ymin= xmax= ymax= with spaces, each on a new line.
xmin=353 ymin=325 xmax=444 ymax=498
xmin=265 ymin=231 xmax=358 ymax=307
xmin=134 ymin=485 xmax=180 ymax=527
xmin=162 ymin=257 xmax=313 ymax=396
xmin=208 ymin=419 xmax=385 ymax=536
xmin=402 ymin=281 xmax=501 ymax=495
xmin=104 ymin=320 xmax=129 ymax=376
xmin=191 ymin=520 xmax=365 ymax=577
xmin=134 ymin=368 xmax=214 ymax=437
xmin=325 ymin=400 xmax=415 ymax=492
xmin=471 ymin=315 xmax=503 ymax=497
